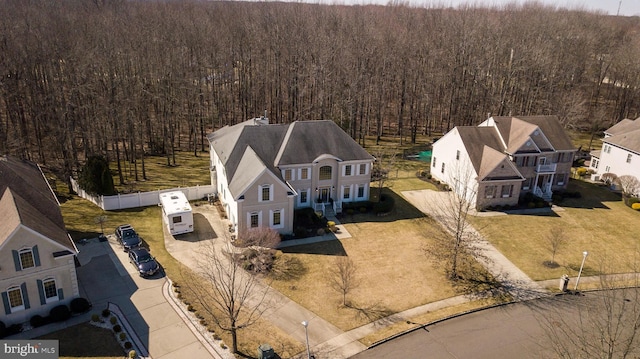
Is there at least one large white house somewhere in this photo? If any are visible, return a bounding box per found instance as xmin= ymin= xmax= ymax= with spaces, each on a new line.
xmin=207 ymin=117 xmax=374 ymax=235
xmin=589 ymin=117 xmax=640 ymax=194
xmin=431 ymin=116 xmax=576 ymax=210
xmin=0 ymin=156 xmax=79 ymax=326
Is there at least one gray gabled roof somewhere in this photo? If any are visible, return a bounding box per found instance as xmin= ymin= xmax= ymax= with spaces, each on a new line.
xmin=491 ymin=116 xmax=574 ymax=153
xmin=275 ymin=121 xmax=374 ymax=165
xmin=456 ymin=126 xmax=505 ymax=174
xmin=209 ymin=120 xmax=373 ymax=198
xmin=0 ymin=156 xmax=76 ymax=252
xmin=602 ymin=118 xmax=640 ymax=154
xmin=605 ymin=118 xmax=639 ymax=137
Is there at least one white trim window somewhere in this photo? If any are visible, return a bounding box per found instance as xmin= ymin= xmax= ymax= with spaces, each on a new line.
xmin=485 ymin=185 xmax=497 ymax=199
xmin=557 ymin=174 xmax=566 ymax=186
xmin=248 ymin=212 xmax=261 ymax=228
xmin=319 ymin=166 xmax=332 ymax=180
xmin=299 ymin=167 xmax=310 ymax=180
xmin=19 ymin=249 xmax=35 ymax=270
xmin=3 ymin=284 xmax=28 ymax=313
xmin=357 ymin=184 xmax=366 ymax=199
xmin=41 ymin=278 xmax=59 ymax=304
xmin=283 ymin=169 xmax=294 ymax=181
xmin=343 ymin=186 xmax=351 ymax=200
xmin=259 ymin=184 xmax=273 ymax=202
xmin=627 ymin=154 xmax=632 ymax=163
xmin=501 ymin=185 xmax=513 ymax=198
xmin=270 ymin=209 xmax=284 ymax=228
xmin=344 ymin=165 xmax=352 ymax=176
xmin=299 ymin=189 xmax=309 ymax=205
xmin=359 ymin=163 xmax=367 ymax=175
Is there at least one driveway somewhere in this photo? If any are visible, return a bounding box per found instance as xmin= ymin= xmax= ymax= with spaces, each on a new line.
xmin=75 ymin=236 xmax=219 ymax=359
xmin=401 ymin=189 xmax=546 ymax=300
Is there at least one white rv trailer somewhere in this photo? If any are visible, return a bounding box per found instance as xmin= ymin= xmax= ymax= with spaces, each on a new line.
xmin=159 ymin=191 xmax=194 ymax=235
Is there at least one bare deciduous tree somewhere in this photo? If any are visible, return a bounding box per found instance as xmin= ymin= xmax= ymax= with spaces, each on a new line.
xmin=544 ymin=226 xmax=566 ymax=267
xmin=330 ymin=256 xmax=359 ymax=307
xmin=616 ymin=175 xmax=640 ymax=197
xmin=187 ymin=241 xmax=270 ymax=354
xmin=538 ymin=275 xmax=640 ymax=359
xmin=424 ymin=158 xmax=480 ymax=281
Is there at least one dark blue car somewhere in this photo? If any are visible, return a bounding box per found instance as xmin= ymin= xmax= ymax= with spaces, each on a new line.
xmin=115 ymin=224 xmax=142 ymax=251
xmin=128 ymin=248 xmax=160 ymax=277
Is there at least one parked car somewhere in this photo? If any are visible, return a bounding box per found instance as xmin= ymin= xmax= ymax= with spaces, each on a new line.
xmin=115 ymin=224 xmax=141 ymax=251
xmin=128 ymin=247 xmax=160 ymax=277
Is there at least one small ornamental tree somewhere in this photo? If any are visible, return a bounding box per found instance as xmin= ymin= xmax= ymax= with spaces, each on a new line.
xmin=78 ymin=155 xmax=116 ymax=195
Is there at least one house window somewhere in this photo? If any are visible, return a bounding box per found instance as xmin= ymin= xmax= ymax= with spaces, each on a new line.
xmin=260 ymin=185 xmax=272 ymax=202
xmin=501 ymin=185 xmax=513 ymax=198
xmin=485 ymin=185 xmax=496 ymax=199
xmin=7 ymin=286 xmax=24 ymax=311
xmin=345 ymin=165 xmax=352 ymax=176
xmin=593 ymin=159 xmax=599 ymax=169
xmin=43 ymin=279 xmax=58 ymax=303
xmin=456 ymin=150 xmax=460 ymax=160
xmin=557 ymin=174 xmax=566 ymax=186
xmin=284 ymin=169 xmax=293 ymax=181
xmin=627 ymin=154 xmax=632 ymax=163
xmin=19 ymin=249 xmax=35 ymax=270
xmin=250 ymin=213 xmax=259 ymax=228
xmin=272 ymin=211 xmax=281 ymax=226
xmin=359 ymin=164 xmax=366 ymax=175
xmin=522 ymin=178 xmax=532 ymax=190
xmin=343 ymin=186 xmax=351 ymax=200
xmin=172 ymin=216 xmax=182 ymax=224
xmin=522 ymin=156 xmax=530 ymax=167
xmin=319 ymin=166 xmax=332 ymax=180
xmin=605 ymin=166 xmax=611 ymax=172
xmin=604 ymin=145 xmax=611 ymax=154
xmin=300 ymin=168 xmax=309 ymax=180
xmin=357 ymin=185 xmax=365 ymax=198
xmin=432 ymin=157 xmax=436 ymax=168
xmin=300 ymin=190 xmax=308 ymax=204
xmin=441 ymin=163 xmax=445 ymax=174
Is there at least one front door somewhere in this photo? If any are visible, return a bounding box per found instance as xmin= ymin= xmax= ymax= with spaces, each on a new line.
xmin=319 ymin=187 xmax=330 ymax=202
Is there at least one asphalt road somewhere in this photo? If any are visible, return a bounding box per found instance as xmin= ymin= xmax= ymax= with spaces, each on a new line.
xmin=351 ymin=290 xmax=638 ymax=359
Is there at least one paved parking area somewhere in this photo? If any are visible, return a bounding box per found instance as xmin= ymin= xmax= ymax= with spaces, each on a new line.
xmin=75 ymin=236 xmax=217 ymax=359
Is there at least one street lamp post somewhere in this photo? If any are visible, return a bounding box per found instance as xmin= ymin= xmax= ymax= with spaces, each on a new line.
xmin=301 ymin=320 xmax=311 ymax=359
xmin=574 ymin=251 xmax=588 ymax=291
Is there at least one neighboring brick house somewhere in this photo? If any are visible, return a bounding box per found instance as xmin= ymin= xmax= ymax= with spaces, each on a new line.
xmin=207 ymin=118 xmax=374 ymax=235
xmin=431 ymin=116 xmax=576 ymax=210
xmin=0 ymin=156 xmax=79 ymax=326
xmin=588 ymin=117 xmax=640 ymax=194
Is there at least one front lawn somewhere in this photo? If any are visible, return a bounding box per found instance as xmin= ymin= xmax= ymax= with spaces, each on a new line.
xmin=470 ymin=179 xmax=639 ymax=281
xmin=37 ymin=322 xmax=123 ymax=359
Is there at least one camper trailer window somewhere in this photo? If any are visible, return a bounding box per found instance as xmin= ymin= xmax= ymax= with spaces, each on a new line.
xmin=172 ymin=216 xmax=182 ymax=224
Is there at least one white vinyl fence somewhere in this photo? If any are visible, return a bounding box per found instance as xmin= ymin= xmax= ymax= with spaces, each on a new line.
xmin=70 ymin=177 xmax=215 ymax=211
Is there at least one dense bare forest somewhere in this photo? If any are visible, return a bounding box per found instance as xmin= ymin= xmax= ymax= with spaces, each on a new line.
xmin=1 ymin=0 xmax=640 ymax=185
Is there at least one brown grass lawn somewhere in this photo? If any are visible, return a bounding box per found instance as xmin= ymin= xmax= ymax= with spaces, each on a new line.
xmin=110 ymin=151 xmax=210 ymax=193
xmin=271 ymin=188 xmax=461 ymax=332
xmin=38 ymin=322 xmax=124 ymax=359
xmin=470 ymin=179 xmax=640 ymax=281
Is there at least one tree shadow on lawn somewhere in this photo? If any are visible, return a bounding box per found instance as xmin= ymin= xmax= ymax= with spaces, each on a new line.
xmin=339 ymin=188 xmax=426 ymax=224
xmin=280 ymin=240 xmax=347 ymax=256
xmin=554 ymin=179 xmax=620 ymax=210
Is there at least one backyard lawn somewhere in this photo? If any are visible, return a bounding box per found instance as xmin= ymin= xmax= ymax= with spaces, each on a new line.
xmin=470 ymin=179 xmax=640 ymax=281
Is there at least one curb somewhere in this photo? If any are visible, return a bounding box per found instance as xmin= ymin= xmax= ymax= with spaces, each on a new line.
xmin=162 ymin=278 xmax=235 ymax=359
xmin=107 ymin=302 xmax=150 ymax=358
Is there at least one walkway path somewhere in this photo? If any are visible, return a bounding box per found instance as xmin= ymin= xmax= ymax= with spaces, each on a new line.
xmin=401 ymin=190 xmax=547 ymax=300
